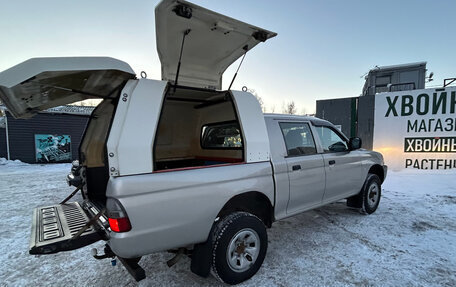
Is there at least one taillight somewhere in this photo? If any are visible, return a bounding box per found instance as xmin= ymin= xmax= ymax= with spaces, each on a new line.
xmin=106 ymin=198 xmax=132 ymax=232
xmin=108 ymin=218 xmax=131 ymax=233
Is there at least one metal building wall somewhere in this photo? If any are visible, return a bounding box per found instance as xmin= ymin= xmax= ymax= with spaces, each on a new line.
xmin=0 ymin=128 xmax=6 ymax=158
xmin=5 ymin=112 xmax=89 ymax=163
xmin=316 ymin=96 xmax=376 ymax=150
xmin=357 ymin=95 xmax=375 ymax=150
xmin=316 ymin=97 xmax=357 ymax=138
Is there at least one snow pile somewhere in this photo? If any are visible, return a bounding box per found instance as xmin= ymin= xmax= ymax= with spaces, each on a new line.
xmin=0 ymin=157 xmax=27 ymax=166
xmin=0 ymin=164 xmax=455 ymax=286
xmin=0 ymin=158 xmax=70 ymax=175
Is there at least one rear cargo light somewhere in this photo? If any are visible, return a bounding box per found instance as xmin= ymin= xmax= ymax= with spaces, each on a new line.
xmin=106 ymin=198 xmax=131 ymax=232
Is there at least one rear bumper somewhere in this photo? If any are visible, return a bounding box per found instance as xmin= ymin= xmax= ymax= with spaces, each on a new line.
xmin=107 ymin=222 xmax=207 ymax=258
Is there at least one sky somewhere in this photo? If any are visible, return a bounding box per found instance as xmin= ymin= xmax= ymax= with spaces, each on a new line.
xmin=0 ymin=0 xmax=455 ymax=114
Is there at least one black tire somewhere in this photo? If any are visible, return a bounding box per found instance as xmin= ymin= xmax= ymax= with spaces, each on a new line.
xmin=211 ymin=212 xmax=267 ymax=285
xmin=360 ymin=174 xmax=382 ymax=214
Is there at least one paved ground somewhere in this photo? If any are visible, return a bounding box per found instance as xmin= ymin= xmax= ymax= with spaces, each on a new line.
xmin=0 ymin=160 xmax=455 ymax=286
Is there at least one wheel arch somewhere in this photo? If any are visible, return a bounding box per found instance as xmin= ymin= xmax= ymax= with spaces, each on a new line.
xmin=190 ymin=191 xmax=273 ymax=278
xmin=217 ymin=191 xmax=274 ymax=228
xmin=368 ymin=164 xmax=385 ymax=183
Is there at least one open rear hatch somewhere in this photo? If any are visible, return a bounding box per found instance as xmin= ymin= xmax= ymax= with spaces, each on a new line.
xmin=155 ymin=0 xmax=276 ymax=90
xmin=0 ymin=57 xmax=135 ymax=119
xmin=30 ymin=201 xmax=107 ymax=255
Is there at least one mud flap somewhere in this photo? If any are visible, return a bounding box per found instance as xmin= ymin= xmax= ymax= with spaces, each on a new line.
xmin=118 ymin=257 xmax=146 ymax=282
xmin=190 ymin=241 xmax=212 ymax=278
xmin=29 ymin=202 xmax=103 ymax=255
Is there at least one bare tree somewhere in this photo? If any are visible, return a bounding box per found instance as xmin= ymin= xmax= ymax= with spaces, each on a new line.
xmin=282 ymin=101 xmax=297 ymax=115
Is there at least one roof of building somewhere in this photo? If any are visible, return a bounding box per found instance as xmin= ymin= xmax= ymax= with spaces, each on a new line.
xmin=43 ymin=105 xmax=95 ymax=115
xmin=0 ymin=105 xmax=95 ymax=116
xmin=369 ymin=61 xmax=427 ymax=73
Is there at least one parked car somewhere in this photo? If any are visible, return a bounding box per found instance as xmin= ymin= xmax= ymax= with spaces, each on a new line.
xmin=0 ymin=0 xmax=387 ymax=285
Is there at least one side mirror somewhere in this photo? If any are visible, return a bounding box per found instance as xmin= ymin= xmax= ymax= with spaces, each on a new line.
xmin=349 ymin=137 xmax=362 ymax=150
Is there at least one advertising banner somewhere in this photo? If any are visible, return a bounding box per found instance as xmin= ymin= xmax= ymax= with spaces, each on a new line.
xmin=373 ymin=86 xmax=456 ymax=170
xmin=35 ymin=134 xmax=72 ymax=163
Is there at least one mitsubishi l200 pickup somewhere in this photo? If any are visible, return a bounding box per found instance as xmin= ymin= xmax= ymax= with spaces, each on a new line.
xmin=0 ymin=0 xmax=387 ymax=284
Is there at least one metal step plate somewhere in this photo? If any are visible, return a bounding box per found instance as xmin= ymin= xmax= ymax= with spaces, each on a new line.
xmin=30 ymin=202 xmax=102 ymax=255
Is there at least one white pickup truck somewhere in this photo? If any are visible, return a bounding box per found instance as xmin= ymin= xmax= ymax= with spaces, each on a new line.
xmin=0 ymin=0 xmax=387 ymax=284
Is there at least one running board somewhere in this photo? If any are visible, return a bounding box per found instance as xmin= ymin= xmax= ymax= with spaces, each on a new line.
xmin=29 ymin=202 xmax=103 ymax=255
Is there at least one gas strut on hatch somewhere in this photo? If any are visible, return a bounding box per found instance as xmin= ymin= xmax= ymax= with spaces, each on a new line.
xmin=173 ymin=29 xmax=191 ymax=90
xmin=228 ymin=45 xmax=249 ymax=91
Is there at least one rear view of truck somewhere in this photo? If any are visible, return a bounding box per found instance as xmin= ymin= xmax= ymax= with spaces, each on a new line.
xmin=31 ymin=97 xmax=123 ymax=255
xmin=0 ymin=57 xmax=136 ymax=255
xmin=0 ymin=0 xmax=277 ymax=284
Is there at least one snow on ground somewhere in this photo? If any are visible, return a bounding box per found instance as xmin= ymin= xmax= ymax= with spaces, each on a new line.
xmin=0 ymin=159 xmax=455 ymax=286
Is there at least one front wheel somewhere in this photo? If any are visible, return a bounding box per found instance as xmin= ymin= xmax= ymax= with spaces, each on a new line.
xmin=361 ymin=174 xmax=382 ymax=214
xmin=347 ymin=173 xmax=382 ymax=214
xmin=211 ymin=212 xmax=268 ymax=285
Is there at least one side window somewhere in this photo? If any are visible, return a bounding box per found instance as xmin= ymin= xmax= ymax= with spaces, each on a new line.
xmin=279 ymin=122 xmax=317 ymax=156
xmin=315 ymin=126 xmax=348 ymax=153
xmin=201 ymin=121 xmax=242 ymax=149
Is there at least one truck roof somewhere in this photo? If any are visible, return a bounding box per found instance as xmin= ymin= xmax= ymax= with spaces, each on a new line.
xmin=263 ymin=113 xmax=330 ymax=126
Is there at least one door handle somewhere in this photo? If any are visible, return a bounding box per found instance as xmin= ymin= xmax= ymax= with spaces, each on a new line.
xmin=328 ymin=160 xmax=336 ymax=165
xmin=292 ymin=165 xmax=301 ymax=171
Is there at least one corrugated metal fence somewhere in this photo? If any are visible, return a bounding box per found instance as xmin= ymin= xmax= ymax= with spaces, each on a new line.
xmin=0 ymin=128 xmax=6 ymax=158
xmin=4 ymin=112 xmax=89 ymax=163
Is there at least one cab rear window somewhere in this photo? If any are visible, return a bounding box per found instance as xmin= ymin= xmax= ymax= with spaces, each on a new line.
xmin=201 ymin=121 xmax=243 ymax=149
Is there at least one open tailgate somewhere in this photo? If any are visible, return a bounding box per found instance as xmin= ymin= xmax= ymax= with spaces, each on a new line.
xmin=30 ymin=202 xmax=106 ymax=255
xmin=0 ymin=57 xmax=135 ymax=119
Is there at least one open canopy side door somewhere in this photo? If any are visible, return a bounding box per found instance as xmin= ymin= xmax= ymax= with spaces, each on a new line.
xmin=155 ymin=0 xmax=277 ymax=90
xmin=0 ymin=57 xmax=135 ymax=119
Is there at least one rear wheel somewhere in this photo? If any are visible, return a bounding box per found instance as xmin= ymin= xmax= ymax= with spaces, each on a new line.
xmin=211 ymin=212 xmax=267 ymax=285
